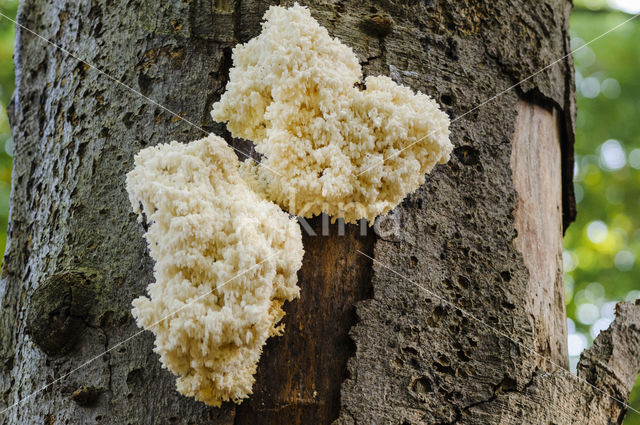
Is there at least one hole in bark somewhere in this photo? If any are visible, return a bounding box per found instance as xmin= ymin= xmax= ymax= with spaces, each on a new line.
xmin=457 ymin=275 xmax=470 ymax=289
xmin=497 ymin=376 xmax=518 ymax=392
xmin=362 ymin=14 xmax=394 ymax=37
xmin=410 ymin=357 xmax=421 ymax=369
xmin=502 ymin=300 xmax=516 ymax=310
xmin=410 ymin=255 xmax=418 ymax=267
xmin=500 ymin=270 xmax=511 ymax=282
xmin=92 ymin=22 xmax=103 ymax=37
xmin=433 ymin=352 xmax=455 ymax=372
xmin=99 ymin=310 xmax=114 ymax=327
xmin=448 ymin=162 xmax=459 ymax=176
xmin=65 ymin=105 xmax=76 ymax=123
xmin=446 ymin=38 xmax=458 ymax=60
xmin=410 ymin=376 xmax=432 ymax=394
xmin=122 ymin=112 xmax=135 ymax=128
xmin=456 ymin=345 xmax=471 ymax=361
xmin=487 ymin=314 xmax=499 ymax=325
xmin=392 ymin=355 xmax=404 ymax=368
xmin=435 ymin=354 xmax=450 ymax=367
xmin=137 ymin=73 xmax=153 ymax=96
xmin=402 ymin=346 xmax=419 ymax=356
xmin=458 ymin=367 xmax=467 ymax=378
xmin=126 ymin=368 xmax=144 ymax=388
xmin=88 ymin=5 xmax=102 ymax=20
xmin=454 ymin=145 xmax=480 ymax=165
xmin=440 ymin=94 xmax=454 ymax=105
xmin=434 ymin=363 xmax=455 ymax=375
xmin=71 ymin=386 xmax=102 ymax=406
xmin=427 ymin=305 xmax=446 ymax=327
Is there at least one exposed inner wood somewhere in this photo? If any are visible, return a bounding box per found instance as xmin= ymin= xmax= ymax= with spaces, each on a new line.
xmin=234 ymin=217 xmax=375 ymax=424
xmin=511 ymin=99 xmax=568 ymax=369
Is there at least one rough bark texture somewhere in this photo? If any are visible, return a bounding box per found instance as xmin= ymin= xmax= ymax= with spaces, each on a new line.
xmin=0 ymin=1 xmax=638 ymax=425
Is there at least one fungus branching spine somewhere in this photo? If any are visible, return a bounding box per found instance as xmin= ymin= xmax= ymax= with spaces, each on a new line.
xmin=126 ymin=3 xmax=451 ymax=407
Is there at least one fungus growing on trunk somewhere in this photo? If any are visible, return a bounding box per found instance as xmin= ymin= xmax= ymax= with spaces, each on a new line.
xmin=127 ymin=3 xmax=450 ymax=408
xmin=212 ymin=4 xmax=452 ymax=223
xmin=126 ymin=135 xmax=303 ymax=406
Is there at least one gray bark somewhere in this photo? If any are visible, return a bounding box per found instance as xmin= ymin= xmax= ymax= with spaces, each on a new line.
xmin=0 ymin=0 xmax=638 ymax=424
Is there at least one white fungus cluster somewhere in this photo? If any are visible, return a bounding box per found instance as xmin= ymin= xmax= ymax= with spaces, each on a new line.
xmin=127 ymin=3 xmax=452 ymax=408
xmin=126 ymin=135 xmax=303 ymax=406
xmin=212 ymin=4 xmax=452 ymax=223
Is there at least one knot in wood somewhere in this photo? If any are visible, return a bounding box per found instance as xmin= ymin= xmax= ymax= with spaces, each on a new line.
xmin=26 ymin=271 xmax=93 ymax=356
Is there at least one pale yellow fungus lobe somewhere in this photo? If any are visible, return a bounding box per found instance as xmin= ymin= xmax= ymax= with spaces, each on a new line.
xmin=212 ymin=4 xmax=452 ymax=223
xmin=126 ymin=134 xmax=303 ymax=406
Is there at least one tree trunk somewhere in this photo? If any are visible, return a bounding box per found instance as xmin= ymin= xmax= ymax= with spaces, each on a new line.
xmin=1 ymin=1 xmax=639 ymax=424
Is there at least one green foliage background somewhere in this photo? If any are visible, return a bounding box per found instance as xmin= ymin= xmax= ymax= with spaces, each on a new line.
xmin=0 ymin=0 xmax=638 ymax=420
xmin=567 ymin=2 xmax=640 ymax=421
xmin=0 ymin=0 xmax=16 ymax=256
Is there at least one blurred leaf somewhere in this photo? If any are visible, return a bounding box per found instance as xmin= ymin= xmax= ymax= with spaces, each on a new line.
xmin=568 ymin=6 xmax=640 ymax=424
xmin=0 ymin=0 xmax=18 ymax=267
